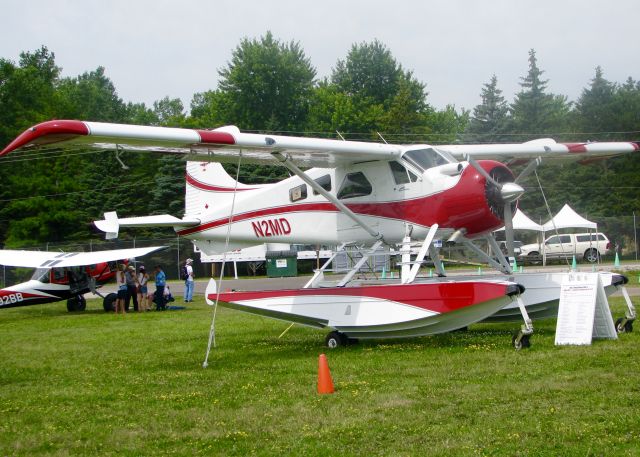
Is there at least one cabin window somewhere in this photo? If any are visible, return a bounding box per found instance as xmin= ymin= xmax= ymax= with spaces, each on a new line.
xmin=389 ymin=161 xmax=417 ymax=185
xmin=312 ymin=174 xmax=332 ymax=195
xmin=289 ymin=184 xmax=307 ymax=202
xmin=337 ymin=172 xmax=373 ymax=199
xmin=52 ymin=268 xmax=67 ymax=284
xmin=403 ymin=148 xmax=452 ymax=171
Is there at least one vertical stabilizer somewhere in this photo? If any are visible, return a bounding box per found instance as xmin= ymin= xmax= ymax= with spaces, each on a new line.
xmin=185 ymin=162 xmax=260 ymax=216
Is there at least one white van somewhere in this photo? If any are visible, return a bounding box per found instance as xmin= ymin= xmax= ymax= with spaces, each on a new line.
xmin=518 ymin=232 xmax=611 ymax=263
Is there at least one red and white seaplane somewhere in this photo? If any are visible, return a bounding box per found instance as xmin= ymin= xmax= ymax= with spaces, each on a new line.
xmin=0 ymin=246 xmax=165 ymax=311
xmin=2 ymin=120 xmax=638 ymax=347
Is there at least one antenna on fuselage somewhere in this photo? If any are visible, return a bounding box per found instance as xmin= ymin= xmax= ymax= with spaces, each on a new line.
xmin=376 ymin=132 xmax=388 ymax=144
xmin=336 ymin=131 xmax=346 ymax=141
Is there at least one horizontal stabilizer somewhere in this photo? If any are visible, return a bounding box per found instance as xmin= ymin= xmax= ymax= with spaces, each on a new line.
xmin=94 ymin=211 xmax=200 ymax=239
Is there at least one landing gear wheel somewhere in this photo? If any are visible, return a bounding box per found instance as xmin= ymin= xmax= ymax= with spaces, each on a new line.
xmin=512 ymin=332 xmax=531 ymax=350
xmin=616 ymin=317 xmax=633 ymax=333
xmin=325 ymin=331 xmax=347 ymax=348
xmin=103 ymin=293 xmax=117 ymax=312
xmin=66 ymin=295 xmax=87 ymax=312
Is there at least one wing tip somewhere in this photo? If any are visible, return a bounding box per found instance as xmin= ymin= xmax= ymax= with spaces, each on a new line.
xmin=0 ymin=120 xmax=89 ymax=156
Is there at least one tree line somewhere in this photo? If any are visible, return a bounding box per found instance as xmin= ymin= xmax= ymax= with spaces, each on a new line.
xmin=0 ymin=32 xmax=639 ymax=248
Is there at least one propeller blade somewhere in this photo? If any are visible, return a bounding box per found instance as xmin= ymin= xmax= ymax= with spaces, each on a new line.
xmin=464 ymin=154 xmax=502 ymax=188
xmin=514 ymin=157 xmax=542 ymax=184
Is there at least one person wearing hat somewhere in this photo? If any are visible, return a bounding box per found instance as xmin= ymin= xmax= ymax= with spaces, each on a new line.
xmin=124 ymin=264 xmax=139 ymax=312
xmin=137 ymin=265 xmax=150 ymax=311
xmin=183 ymin=258 xmax=195 ymax=303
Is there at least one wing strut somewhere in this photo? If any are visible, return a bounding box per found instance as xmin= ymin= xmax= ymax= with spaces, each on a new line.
xmin=272 ymin=151 xmax=388 ymax=245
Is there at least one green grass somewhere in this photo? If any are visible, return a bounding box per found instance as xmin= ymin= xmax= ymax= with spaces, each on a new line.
xmin=1 ymin=297 xmax=639 ymax=456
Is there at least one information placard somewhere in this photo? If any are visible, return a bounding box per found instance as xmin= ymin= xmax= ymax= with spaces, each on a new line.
xmin=555 ymin=273 xmax=617 ymax=345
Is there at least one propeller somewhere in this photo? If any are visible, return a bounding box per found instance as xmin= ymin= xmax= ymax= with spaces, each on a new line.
xmin=464 ymin=154 xmax=525 ymax=261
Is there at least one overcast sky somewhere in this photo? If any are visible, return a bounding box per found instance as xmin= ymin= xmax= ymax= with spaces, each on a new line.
xmin=2 ymin=0 xmax=639 ymax=115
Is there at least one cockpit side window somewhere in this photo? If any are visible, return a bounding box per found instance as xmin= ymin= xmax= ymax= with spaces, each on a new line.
xmin=312 ymin=174 xmax=332 ymax=195
xmin=337 ymin=172 xmax=373 ymax=199
xmin=403 ymin=148 xmax=452 ymax=171
xmin=31 ymin=268 xmax=50 ymax=283
xmin=389 ymin=161 xmax=418 ymax=185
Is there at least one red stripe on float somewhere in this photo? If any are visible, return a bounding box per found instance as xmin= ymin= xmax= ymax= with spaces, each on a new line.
xmin=0 ymin=120 xmax=89 ymax=156
xmin=211 ymin=281 xmax=511 ymax=314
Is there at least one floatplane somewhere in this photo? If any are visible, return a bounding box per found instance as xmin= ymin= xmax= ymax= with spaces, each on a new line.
xmin=2 ymin=120 xmax=638 ymax=347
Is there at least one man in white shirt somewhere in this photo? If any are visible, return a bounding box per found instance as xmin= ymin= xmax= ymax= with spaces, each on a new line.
xmin=184 ymin=258 xmax=195 ymax=302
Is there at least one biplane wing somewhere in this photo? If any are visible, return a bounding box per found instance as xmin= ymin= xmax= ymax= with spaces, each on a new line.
xmin=1 ymin=120 xmax=637 ymax=167
xmin=0 ymin=246 xmax=167 ymax=269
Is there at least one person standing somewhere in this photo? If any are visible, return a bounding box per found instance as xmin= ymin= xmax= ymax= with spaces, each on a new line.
xmin=184 ymin=258 xmax=195 ymax=302
xmin=115 ymin=263 xmax=127 ymax=314
xmin=125 ymin=265 xmax=139 ymax=312
xmin=153 ymin=265 xmax=166 ymax=311
xmin=137 ymin=266 xmax=150 ymax=311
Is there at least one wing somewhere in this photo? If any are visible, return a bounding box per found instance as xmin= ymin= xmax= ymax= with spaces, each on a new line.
xmin=439 ymin=138 xmax=639 ymax=162
xmin=1 ymin=120 xmax=637 ymax=166
xmin=0 ymin=246 xmax=167 ymax=268
xmin=0 ymin=120 xmax=403 ymax=168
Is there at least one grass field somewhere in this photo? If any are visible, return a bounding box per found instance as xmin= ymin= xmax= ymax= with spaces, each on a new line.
xmin=1 ymin=295 xmax=638 ymax=456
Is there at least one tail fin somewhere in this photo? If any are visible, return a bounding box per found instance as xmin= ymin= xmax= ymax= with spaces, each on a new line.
xmin=185 ymin=162 xmax=260 ymax=216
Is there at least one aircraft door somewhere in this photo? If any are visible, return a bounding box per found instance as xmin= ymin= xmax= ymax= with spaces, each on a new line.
xmin=335 ymin=165 xmax=379 ymax=239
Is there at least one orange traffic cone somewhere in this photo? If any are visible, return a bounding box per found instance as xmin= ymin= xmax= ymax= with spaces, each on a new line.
xmin=317 ymin=353 xmax=335 ymax=394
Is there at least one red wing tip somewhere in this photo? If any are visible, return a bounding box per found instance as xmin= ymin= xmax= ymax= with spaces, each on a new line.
xmin=0 ymin=120 xmax=89 ymax=156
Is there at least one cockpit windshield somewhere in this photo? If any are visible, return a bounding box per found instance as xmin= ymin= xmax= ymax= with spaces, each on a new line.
xmin=31 ymin=268 xmax=50 ymax=283
xmin=402 ymin=148 xmax=455 ymax=172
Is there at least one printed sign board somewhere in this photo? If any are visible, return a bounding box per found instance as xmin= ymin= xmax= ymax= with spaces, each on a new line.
xmin=555 ymin=273 xmax=617 ymax=345
xmin=276 ymin=259 xmax=288 ymax=268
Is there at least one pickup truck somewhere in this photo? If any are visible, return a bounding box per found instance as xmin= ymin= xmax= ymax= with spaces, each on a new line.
xmin=518 ymin=232 xmax=611 ymax=263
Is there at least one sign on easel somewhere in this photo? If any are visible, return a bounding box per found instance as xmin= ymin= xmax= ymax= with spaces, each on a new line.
xmin=555 ymin=272 xmax=617 ymax=345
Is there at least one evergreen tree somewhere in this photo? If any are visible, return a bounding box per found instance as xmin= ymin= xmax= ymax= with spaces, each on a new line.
xmin=466 ymin=75 xmax=509 ymax=142
xmin=574 ymin=66 xmax=616 ymax=137
xmin=510 ymin=49 xmax=570 ymax=137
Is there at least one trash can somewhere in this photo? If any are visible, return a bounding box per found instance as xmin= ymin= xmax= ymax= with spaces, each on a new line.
xmin=265 ymin=250 xmax=298 ymax=277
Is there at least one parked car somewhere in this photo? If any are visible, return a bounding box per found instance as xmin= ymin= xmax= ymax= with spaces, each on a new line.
xmin=518 ymin=232 xmax=611 ymax=263
xmin=498 ymin=240 xmax=523 ymax=256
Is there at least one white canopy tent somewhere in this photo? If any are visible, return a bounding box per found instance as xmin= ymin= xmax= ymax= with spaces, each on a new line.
xmin=494 ymin=205 xmax=598 ymax=265
xmin=496 ymin=208 xmax=543 ymax=232
xmin=542 ymin=204 xmax=597 ymax=231
xmin=541 ymin=204 xmax=598 ymax=265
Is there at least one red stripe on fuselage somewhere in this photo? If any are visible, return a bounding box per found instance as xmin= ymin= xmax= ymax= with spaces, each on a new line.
xmin=186 ymin=173 xmax=256 ymax=192
xmin=177 ymin=164 xmax=503 ymax=237
xmin=212 ymin=281 xmax=511 ymax=314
